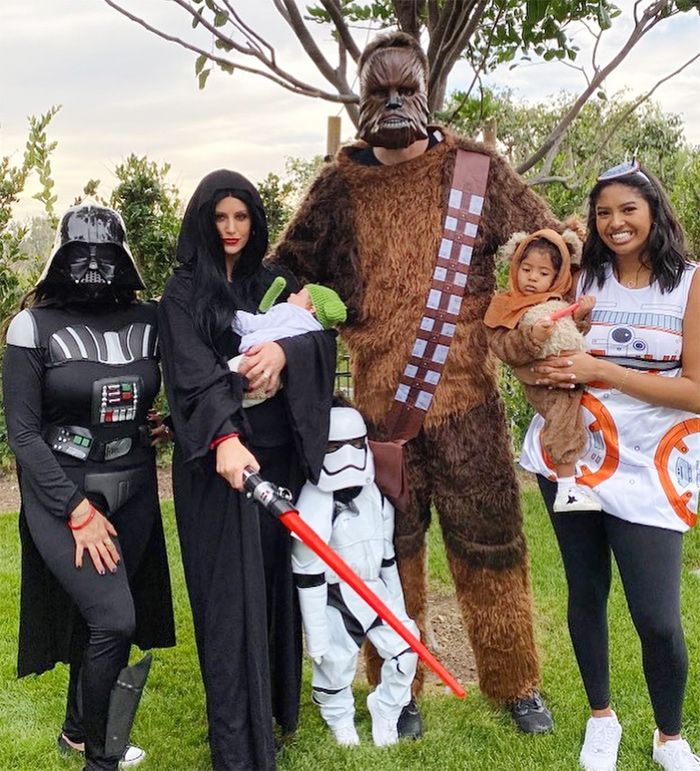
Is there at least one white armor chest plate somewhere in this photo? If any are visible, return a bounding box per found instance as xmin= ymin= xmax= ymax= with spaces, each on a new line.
xmin=326 ymin=486 xmax=385 ymax=583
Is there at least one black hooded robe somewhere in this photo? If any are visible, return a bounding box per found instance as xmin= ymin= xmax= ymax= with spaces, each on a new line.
xmin=158 ymin=170 xmax=335 ymax=771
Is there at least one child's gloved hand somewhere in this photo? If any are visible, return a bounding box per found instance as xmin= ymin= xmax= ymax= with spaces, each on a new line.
xmin=531 ymin=318 xmax=554 ymax=343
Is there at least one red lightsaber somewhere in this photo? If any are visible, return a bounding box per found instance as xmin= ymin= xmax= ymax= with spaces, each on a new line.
xmin=549 ymin=301 xmax=580 ymax=321
xmin=243 ymin=468 xmax=466 ymax=699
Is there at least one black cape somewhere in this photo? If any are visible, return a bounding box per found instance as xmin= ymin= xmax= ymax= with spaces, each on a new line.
xmin=158 ymin=169 xmax=335 ymax=770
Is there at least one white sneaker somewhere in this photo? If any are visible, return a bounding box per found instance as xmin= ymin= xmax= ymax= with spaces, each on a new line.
xmin=579 ymin=712 xmax=622 ymax=771
xmin=366 ymin=691 xmax=398 ymax=747
xmin=120 ymin=744 xmax=146 ymax=768
xmin=554 ymin=484 xmax=602 ymax=513
xmin=653 ymin=729 xmax=700 ymax=769
xmin=331 ymin=721 xmax=360 ymax=747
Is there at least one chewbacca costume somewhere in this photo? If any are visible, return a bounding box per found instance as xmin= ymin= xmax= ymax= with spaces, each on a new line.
xmin=273 ymin=126 xmax=559 ymax=704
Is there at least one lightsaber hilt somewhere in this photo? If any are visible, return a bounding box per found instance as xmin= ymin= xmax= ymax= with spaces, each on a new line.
xmin=242 ymin=468 xmax=294 ymax=518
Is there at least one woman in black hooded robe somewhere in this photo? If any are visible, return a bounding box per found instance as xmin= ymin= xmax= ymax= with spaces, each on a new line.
xmin=158 ymin=170 xmax=336 ymax=770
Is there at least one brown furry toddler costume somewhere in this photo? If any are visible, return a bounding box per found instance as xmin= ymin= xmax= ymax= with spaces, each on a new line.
xmin=484 ymin=228 xmax=590 ymax=468
xmin=272 ymin=126 xmax=560 ymax=704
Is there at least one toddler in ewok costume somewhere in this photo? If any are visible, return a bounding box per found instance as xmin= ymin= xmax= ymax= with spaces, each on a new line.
xmin=292 ymin=406 xmax=418 ymax=748
xmin=484 ymin=227 xmax=600 ymax=513
xmin=273 ymin=30 xmax=558 ymax=732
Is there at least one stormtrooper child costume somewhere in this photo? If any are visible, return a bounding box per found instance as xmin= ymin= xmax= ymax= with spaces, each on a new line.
xmin=292 ymin=407 xmax=418 ymax=747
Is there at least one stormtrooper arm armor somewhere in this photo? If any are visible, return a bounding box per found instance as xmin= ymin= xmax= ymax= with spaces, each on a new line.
xmin=378 ymin=494 xmax=408 ymax=612
xmin=292 ymin=483 xmax=334 ymax=661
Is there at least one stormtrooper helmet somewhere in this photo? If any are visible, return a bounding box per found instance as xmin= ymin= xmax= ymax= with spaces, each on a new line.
xmin=317 ymin=407 xmax=375 ymax=492
xmin=38 ymin=198 xmax=145 ymax=290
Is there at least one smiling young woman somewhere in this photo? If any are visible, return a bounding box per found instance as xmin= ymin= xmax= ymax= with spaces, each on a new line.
xmin=520 ymin=162 xmax=700 ymax=771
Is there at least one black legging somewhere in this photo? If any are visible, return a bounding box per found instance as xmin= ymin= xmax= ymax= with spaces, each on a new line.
xmin=23 ymin=489 xmax=154 ymax=771
xmin=538 ymin=476 xmax=688 ymax=735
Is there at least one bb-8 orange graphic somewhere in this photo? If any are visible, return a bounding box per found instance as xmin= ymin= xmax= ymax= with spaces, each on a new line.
xmin=538 ymin=389 xmax=698 ymax=528
xmin=524 ymin=263 xmax=699 ymax=530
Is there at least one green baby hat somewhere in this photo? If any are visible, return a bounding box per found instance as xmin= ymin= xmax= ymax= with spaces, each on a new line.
xmin=258 ymin=276 xmax=287 ymax=313
xmin=305 ymin=284 xmax=347 ymax=329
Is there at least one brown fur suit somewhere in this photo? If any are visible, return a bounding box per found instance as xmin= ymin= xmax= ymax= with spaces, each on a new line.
xmin=272 ymin=127 xmax=559 ymax=702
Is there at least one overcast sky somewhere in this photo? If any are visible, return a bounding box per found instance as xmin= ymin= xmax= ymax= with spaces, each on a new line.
xmin=2 ymin=1 xmax=699 ymax=221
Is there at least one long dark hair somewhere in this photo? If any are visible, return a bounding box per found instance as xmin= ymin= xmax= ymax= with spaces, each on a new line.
xmin=188 ymin=190 xmax=272 ymax=351
xmin=175 ymin=170 xmax=271 ymax=354
xmin=581 ymin=165 xmax=689 ymax=293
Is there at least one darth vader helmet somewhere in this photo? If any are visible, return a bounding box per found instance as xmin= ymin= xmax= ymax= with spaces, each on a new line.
xmin=317 ymin=407 xmax=375 ymax=492
xmin=38 ymin=199 xmax=145 ymax=290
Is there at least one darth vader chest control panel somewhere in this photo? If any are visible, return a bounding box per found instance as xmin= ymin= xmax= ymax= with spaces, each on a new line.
xmin=92 ymin=376 xmax=142 ymax=424
xmin=44 ymin=375 xmax=146 ymax=462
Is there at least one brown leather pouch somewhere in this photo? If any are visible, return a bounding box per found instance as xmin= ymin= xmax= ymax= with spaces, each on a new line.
xmin=368 ymin=439 xmax=410 ymax=513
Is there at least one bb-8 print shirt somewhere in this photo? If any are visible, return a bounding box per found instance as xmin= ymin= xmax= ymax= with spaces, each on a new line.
xmin=520 ymin=263 xmax=699 ymax=532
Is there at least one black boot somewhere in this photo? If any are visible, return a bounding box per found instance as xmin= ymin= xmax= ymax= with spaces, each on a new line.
xmin=397 ymin=698 xmax=423 ymax=739
xmin=509 ymin=689 xmax=553 ymax=734
xmin=104 ymin=654 xmax=152 ymax=758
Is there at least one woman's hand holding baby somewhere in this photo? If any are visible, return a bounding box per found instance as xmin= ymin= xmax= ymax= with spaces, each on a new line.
xmin=238 ymin=341 xmax=286 ymax=396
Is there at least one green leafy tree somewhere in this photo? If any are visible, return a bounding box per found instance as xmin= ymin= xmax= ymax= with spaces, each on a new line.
xmin=257 ymin=172 xmax=294 ymax=245
xmin=441 ymin=87 xmax=686 ymax=217
xmin=109 ymin=155 xmax=182 ymax=298
xmin=0 ymin=107 xmax=61 ymax=469
xmin=257 ymin=155 xmax=325 ymax=244
xmin=670 ymin=148 xmax=700 ymax=258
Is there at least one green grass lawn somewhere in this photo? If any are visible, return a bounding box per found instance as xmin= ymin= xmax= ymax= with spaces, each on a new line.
xmin=1 ymin=485 xmax=699 ymax=770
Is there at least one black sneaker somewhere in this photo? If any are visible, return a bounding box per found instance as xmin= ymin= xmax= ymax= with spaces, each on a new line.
xmin=509 ymin=690 xmax=553 ymax=734
xmin=397 ymin=698 xmax=423 ymax=739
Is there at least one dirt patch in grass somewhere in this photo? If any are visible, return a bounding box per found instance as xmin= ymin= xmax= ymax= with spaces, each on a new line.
xmin=0 ymin=467 xmax=477 ymax=688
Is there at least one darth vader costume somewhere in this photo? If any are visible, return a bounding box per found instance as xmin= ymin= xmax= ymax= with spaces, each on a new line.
xmin=157 ymin=170 xmax=336 ymax=770
xmin=3 ymin=201 xmax=175 ymax=771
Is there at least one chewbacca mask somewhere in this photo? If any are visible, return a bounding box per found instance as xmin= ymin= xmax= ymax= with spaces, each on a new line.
xmin=358 ymin=45 xmax=429 ymax=149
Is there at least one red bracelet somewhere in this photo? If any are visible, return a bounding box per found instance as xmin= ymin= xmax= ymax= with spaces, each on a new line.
xmin=210 ymin=432 xmax=239 ymax=450
xmin=68 ymin=504 xmax=96 ymax=530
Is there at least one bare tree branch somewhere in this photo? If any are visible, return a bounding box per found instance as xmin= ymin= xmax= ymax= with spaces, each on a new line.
xmin=272 ymin=0 xmax=292 ymax=25
xmin=428 ymin=0 xmax=487 ymax=110
xmin=426 ymin=0 xmax=440 ymax=32
xmin=446 ymin=0 xmax=508 ymax=125
xmin=529 ymin=175 xmax=575 ymax=189
xmin=394 ymin=0 xmax=424 ymax=39
xmin=320 ymin=0 xmax=361 ymax=62
xmin=516 ymin=0 xmax=674 ymax=175
xmin=219 ymin=1 xmax=274 ymax=62
xmin=100 ymin=0 xmax=358 ymax=103
xmin=279 ymin=0 xmax=341 ymax=87
xmin=527 ymin=44 xmax=700 ymax=187
xmin=278 ymin=0 xmax=360 ymax=124
xmin=584 ymin=49 xmax=700 ymax=172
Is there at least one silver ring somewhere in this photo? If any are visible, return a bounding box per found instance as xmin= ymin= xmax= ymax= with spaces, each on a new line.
xmin=263 ymin=370 xmax=271 ymax=379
